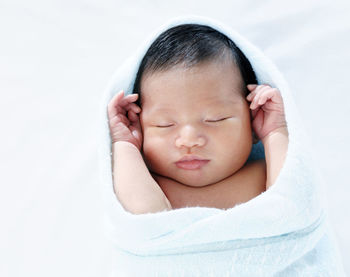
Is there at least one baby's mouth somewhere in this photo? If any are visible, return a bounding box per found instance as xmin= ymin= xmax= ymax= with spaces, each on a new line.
xmin=175 ymin=155 xmax=210 ymax=170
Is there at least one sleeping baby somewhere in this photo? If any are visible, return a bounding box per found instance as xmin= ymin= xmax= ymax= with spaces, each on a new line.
xmin=107 ymin=24 xmax=289 ymax=214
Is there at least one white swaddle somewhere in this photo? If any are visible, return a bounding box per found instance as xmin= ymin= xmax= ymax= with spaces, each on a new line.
xmin=98 ymin=15 xmax=346 ymax=276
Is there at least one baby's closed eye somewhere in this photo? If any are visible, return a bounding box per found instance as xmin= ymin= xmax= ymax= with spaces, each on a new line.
xmin=205 ymin=116 xmax=233 ymax=122
xmin=155 ymin=123 xmax=174 ymax=128
xmin=155 ymin=117 xmax=233 ymax=126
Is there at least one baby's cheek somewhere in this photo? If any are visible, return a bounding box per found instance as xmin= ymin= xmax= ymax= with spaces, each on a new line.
xmin=214 ymin=121 xmax=252 ymax=150
xmin=143 ymin=129 xmax=165 ymax=148
xmin=142 ymin=133 xmax=168 ymax=165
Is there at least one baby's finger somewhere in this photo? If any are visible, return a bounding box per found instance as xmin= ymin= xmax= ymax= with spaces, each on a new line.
xmin=246 ymin=91 xmax=256 ymax=101
xmin=107 ymin=92 xmax=139 ymax=121
xmin=109 ymin=113 xmax=129 ymax=127
xmin=269 ymin=88 xmax=283 ymax=104
xmin=120 ymin=93 xmax=139 ymax=105
xmin=109 ymin=91 xmax=137 ymax=110
xmin=250 ymin=90 xmax=263 ymax=109
xmin=250 ymin=95 xmax=260 ymax=110
xmin=246 ymin=88 xmax=260 ymax=102
xmin=109 ymin=90 xmax=124 ymax=103
xmin=250 ymin=86 xmax=271 ymax=109
xmin=125 ymin=102 xmax=141 ymax=113
xmin=251 ymin=107 xmax=258 ymax=117
xmin=128 ymin=109 xmax=139 ymax=124
xmin=254 ymin=85 xmax=271 ymax=95
xmin=254 ymin=86 xmax=273 ymax=104
xmin=107 ymin=90 xmax=125 ymax=115
xmin=129 ymin=110 xmax=142 ymax=140
xmin=246 ymin=84 xmax=266 ymax=101
xmin=258 ymin=89 xmax=275 ymax=105
xmin=247 ymin=84 xmax=258 ymax=91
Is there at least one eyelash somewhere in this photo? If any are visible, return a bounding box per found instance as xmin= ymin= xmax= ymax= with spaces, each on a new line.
xmin=155 ymin=117 xmax=230 ymax=127
xmin=205 ymin=117 xmax=229 ymax=122
xmin=156 ymin=124 xmax=174 ymax=128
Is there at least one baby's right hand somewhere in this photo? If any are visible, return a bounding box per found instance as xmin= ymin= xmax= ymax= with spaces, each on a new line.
xmin=107 ymin=90 xmax=143 ymax=150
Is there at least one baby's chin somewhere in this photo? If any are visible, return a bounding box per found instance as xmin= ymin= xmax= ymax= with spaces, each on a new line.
xmin=168 ymin=172 xmax=228 ymax=188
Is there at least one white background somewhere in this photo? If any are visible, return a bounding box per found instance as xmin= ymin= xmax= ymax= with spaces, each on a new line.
xmin=1 ymin=0 xmax=349 ymax=276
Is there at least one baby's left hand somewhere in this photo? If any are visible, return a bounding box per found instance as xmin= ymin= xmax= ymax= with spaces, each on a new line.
xmin=246 ymin=84 xmax=287 ymax=141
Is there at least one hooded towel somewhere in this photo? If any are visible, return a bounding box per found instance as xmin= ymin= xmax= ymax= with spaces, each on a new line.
xmin=98 ymin=15 xmax=346 ymax=277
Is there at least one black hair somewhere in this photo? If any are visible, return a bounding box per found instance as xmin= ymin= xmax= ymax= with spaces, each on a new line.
xmin=132 ymin=23 xmax=257 ymax=105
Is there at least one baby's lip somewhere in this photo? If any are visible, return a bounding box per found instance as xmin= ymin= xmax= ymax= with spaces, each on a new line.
xmin=176 ymin=155 xmax=209 ymax=162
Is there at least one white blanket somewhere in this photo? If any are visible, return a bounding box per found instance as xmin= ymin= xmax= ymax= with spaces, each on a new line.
xmin=98 ymin=15 xmax=346 ymax=276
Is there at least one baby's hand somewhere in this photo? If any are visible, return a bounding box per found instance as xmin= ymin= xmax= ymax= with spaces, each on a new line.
xmin=246 ymin=84 xmax=287 ymax=141
xmin=107 ymin=90 xmax=143 ymax=150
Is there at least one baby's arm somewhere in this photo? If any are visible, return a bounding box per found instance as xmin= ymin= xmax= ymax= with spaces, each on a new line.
xmin=107 ymin=90 xmax=172 ymax=214
xmin=246 ymin=84 xmax=289 ymax=189
xmin=261 ymin=126 xmax=288 ymax=189
xmin=112 ymin=142 xmax=172 ymax=214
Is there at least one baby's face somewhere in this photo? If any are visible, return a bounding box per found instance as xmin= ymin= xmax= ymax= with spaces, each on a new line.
xmin=139 ymin=59 xmax=253 ymax=187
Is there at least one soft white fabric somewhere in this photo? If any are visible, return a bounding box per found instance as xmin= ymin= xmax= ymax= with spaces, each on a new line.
xmin=98 ymin=15 xmax=346 ymax=276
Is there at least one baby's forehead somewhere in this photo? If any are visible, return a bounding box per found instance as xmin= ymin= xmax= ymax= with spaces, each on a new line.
xmin=142 ymin=95 xmax=243 ymax=116
xmin=139 ymin=60 xmax=245 ymax=106
xmin=140 ymin=87 xmax=244 ymax=106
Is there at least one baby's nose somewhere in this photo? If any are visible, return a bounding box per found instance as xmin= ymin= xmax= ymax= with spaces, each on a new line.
xmin=175 ymin=125 xmax=206 ymax=149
